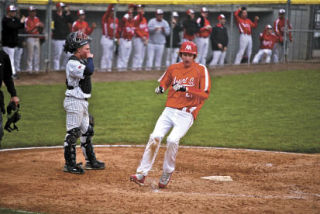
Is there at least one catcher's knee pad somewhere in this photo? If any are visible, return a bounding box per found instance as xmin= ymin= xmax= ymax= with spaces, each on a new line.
xmin=89 ymin=114 xmax=94 ymax=127
xmin=83 ymin=125 xmax=94 ymax=137
xmin=65 ymin=127 xmax=81 ymax=146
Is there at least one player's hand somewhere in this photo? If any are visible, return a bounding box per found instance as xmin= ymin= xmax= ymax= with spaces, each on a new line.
xmin=92 ymin=22 xmax=97 ymax=28
xmin=155 ymin=86 xmax=164 ymax=94
xmin=224 ymin=47 xmax=227 ymax=51
xmin=255 ymin=16 xmax=259 ymax=21
xmin=87 ymin=52 xmax=94 ymax=58
xmin=10 ymin=96 xmax=19 ymax=106
xmin=172 ymin=83 xmax=186 ymax=92
xmin=20 ymin=16 xmax=26 ymax=23
xmin=217 ymin=43 xmax=223 ymax=49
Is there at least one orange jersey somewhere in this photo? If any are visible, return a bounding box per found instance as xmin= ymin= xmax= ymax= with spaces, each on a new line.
xmin=234 ymin=8 xmax=258 ymax=35
xmin=196 ymin=16 xmax=212 ymax=38
xmin=25 ymin=16 xmax=41 ymax=35
xmin=72 ymin=20 xmax=94 ymax=35
xmin=102 ymin=5 xmax=119 ymax=38
xmin=158 ymin=62 xmax=211 ymax=119
xmin=134 ymin=13 xmax=149 ymax=39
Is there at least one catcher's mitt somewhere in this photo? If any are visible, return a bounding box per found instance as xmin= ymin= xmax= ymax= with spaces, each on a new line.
xmin=4 ymin=101 xmax=21 ymax=132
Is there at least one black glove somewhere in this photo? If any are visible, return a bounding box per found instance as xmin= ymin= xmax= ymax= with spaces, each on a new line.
xmin=4 ymin=102 xmax=21 ymax=132
xmin=172 ymin=83 xmax=186 ymax=92
xmin=155 ymin=86 xmax=164 ymax=94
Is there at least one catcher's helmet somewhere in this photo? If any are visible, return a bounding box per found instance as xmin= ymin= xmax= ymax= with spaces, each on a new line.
xmin=64 ymin=31 xmax=92 ymax=53
xmin=179 ymin=41 xmax=197 ymax=57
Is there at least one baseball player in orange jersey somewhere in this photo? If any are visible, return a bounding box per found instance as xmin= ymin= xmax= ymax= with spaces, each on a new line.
xmin=130 ymin=41 xmax=211 ymax=188
xmin=72 ymin=10 xmax=96 ymax=36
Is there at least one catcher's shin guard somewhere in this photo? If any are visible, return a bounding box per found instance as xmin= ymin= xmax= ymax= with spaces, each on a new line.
xmin=63 ymin=128 xmax=84 ymax=174
xmin=81 ymin=125 xmax=105 ymax=170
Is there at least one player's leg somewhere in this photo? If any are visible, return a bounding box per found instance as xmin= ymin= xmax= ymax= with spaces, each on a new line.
xmin=117 ymin=38 xmax=125 ymax=70
xmin=247 ymin=36 xmax=253 ymax=64
xmin=26 ymin=38 xmax=34 ymax=72
xmin=154 ymin=44 xmax=164 ymax=70
xmin=63 ymin=97 xmax=84 ymax=174
xmin=100 ymin=36 xmax=108 ymax=70
xmin=172 ymin=48 xmax=179 ymax=64
xmin=159 ymin=109 xmax=194 ymax=188
xmin=131 ymin=108 xmax=174 ymax=185
xmin=234 ymin=34 xmax=248 ymax=65
xmin=265 ymin=49 xmax=272 ymax=63
xmin=80 ymin=105 xmax=105 ymax=170
xmin=2 ymin=47 xmax=16 ymax=75
xmin=209 ymin=50 xmax=222 ymax=67
xmin=34 ymin=38 xmax=40 ymax=72
xmin=201 ymin=38 xmax=209 ymax=65
xmin=252 ymin=49 xmax=263 ymax=64
xmin=146 ymin=43 xmax=155 ymax=70
xmin=52 ymin=39 xmax=61 ymax=70
xmin=105 ymin=37 xmax=114 ymax=72
xmin=14 ymin=47 xmax=23 ymax=73
xmin=132 ymin=37 xmax=144 ymax=70
xmin=165 ymin=47 xmax=171 ymax=67
xmin=219 ymin=50 xmax=227 ymax=65
xmin=124 ymin=40 xmax=133 ymax=70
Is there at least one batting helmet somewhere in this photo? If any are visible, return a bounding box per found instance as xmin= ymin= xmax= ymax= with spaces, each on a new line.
xmin=63 ymin=31 xmax=92 ymax=53
xmin=179 ymin=41 xmax=197 ymax=57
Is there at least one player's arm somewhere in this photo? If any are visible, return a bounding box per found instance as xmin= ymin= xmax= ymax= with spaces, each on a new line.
xmin=3 ymin=53 xmax=17 ymax=98
xmin=155 ymin=68 xmax=172 ymax=94
xmin=234 ymin=8 xmax=241 ymax=23
xmin=164 ymin=21 xmax=170 ymax=36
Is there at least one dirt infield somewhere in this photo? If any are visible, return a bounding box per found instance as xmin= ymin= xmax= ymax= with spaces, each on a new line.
xmin=0 ymin=146 xmax=319 ymax=213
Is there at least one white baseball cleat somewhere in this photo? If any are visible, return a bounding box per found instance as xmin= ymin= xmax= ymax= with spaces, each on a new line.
xmin=158 ymin=172 xmax=172 ymax=188
xmin=130 ymin=174 xmax=145 ymax=186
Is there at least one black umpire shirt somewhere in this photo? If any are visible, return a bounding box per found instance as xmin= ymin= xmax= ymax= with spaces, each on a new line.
xmin=0 ymin=50 xmax=17 ymax=99
xmin=1 ymin=16 xmax=24 ymax=48
xmin=52 ymin=12 xmax=73 ymax=40
xmin=210 ymin=24 xmax=229 ymax=51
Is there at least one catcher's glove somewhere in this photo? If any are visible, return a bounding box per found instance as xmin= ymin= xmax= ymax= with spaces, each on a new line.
xmin=4 ymin=101 xmax=21 ymax=132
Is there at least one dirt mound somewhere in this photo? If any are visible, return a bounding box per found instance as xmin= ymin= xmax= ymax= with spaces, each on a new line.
xmin=0 ymin=146 xmax=319 ymax=213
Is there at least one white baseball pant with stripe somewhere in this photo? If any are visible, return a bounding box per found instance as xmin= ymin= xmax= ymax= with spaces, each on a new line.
xmin=100 ymin=36 xmax=114 ymax=71
xmin=132 ymin=37 xmax=146 ymax=70
xmin=195 ymin=37 xmax=209 ymax=65
xmin=52 ymin=39 xmax=70 ymax=70
xmin=252 ymin=49 xmax=272 ymax=64
xmin=209 ymin=50 xmax=227 ymax=67
xmin=117 ymin=38 xmax=132 ymax=71
xmin=234 ymin=34 xmax=252 ymax=65
xmin=165 ymin=47 xmax=179 ymax=67
xmin=136 ymin=107 xmax=194 ymax=176
xmin=14 ymin=47 xmax=23 ymax=72
xmin=2 ymin=47 xmax=16 ymax=75
xmin=26 ymin=37 xmax=40 ymax=72
xmin=146 ymin=43 xmax=165 ymax=71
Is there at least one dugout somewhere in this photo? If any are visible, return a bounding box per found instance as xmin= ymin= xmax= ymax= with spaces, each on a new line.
xmin=0 ymin=0 xmax=319 ymax=71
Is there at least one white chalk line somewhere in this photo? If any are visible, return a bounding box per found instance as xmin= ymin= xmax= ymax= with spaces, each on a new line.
xmin=0 ymin=144 xmax=315 ymax=156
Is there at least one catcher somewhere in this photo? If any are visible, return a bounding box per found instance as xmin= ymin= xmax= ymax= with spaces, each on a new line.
xmin=0 ymin=50 xmax=20 ymax=149
xmin=62 ymin=31 xmax=105 ymax=174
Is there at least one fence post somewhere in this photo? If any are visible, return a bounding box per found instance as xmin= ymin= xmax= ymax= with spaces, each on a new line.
xmin=45 ymin=0 xmax=52 ymax=72
xmin=229 ymin=4 xmax=234 ymax=65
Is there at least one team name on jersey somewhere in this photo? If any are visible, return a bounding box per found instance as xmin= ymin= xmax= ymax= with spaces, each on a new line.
xmin=173 ymin=76 xmax=195 ymax=87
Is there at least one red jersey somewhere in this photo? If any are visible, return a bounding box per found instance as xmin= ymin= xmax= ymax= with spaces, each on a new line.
xmin=102 ymin=5 xmax=119 ymax=38
xmin=259 ymin=31 xmax=281 ymax=50
xmin=158 ymin=62 xmax=211 ymax=119
xmin=120 ymin=13 xmax=135 ymax=40
xmin=72 ymin=20 xmax=94 ymax=35
xmin=274 ymin=17 xmax=292 ymax=41
xmin=234 ymin=8 xmax=258 ymax=35
xmin=196 ymin=16 xmax=212 ymax=38
xmin=25 ymin=16 xmax=42 ymax=36
xmin=133 ymin=12 xmax=149 ymax=39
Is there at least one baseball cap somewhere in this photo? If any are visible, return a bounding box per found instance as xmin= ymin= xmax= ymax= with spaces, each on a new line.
xmin=77 ymin=9 xmax=85 ymax=16
xmin=172 ymin=11 xmax=179 ymax=17
xmin=186 ymin=9 xmax=194 ymax=15
xmin=156 ymin=9 xmax=163 ymax=15
xmin=279 ymin=9 xmax=286 ymax=14
xmin=266 ymin=24 xmax=273 ymax=29
xmin=56 ymin=2 xmax=66 ymax=9
xmin=28 ymin=6 xmax=36 ymax=11
xmin=218 ymin=14 xmax=225 ymax=20
xmin=7 ymin=5 xmax=17 ymax=12
xmin=137 ymin=4 xmax=145 ymax=8
xmin=201 ymin=7 xmax=208 ymax=13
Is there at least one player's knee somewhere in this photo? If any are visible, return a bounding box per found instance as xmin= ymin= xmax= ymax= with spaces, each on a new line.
xmin=166 ymin=136 xmax=180 ymax=145
xmin=65 ymin=127 xmax=81 ymax=146
xmin=83 ymin=125 xmax=94 ymax=137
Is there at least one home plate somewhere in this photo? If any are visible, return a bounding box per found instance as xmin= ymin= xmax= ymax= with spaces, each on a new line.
xmin=201 ymin=176 xmax=233 ymax=182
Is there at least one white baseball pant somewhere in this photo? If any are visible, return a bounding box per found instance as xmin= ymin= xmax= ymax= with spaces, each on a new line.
xmin=195 ymin=37 xmax=209 ymax=65
xmin=117 ymin=38 xmax=132 ymax=71
xmin=26 ymin=37 xmax=40 ymax=72
xmin=234 ymin=34 xmax=252 ymax=65
xmin=209 ymin=50 xmax=227 ymax=67
xmin=252 ymin=49 xmax=272 ymax=64
xmin=14 ymin=47 xmax=23 ymax=72
xmin=165 ymin=47 xmax=179 ymax=67
xmin=146 ymin=43 xmax=165 ymax=71
xmin=2 ymin=47 xmax=16 ymax=75
xmin=100 ymin=36 xmax=114 ymax=72
xmin=132 ymin=37 xmax=146 ymax=70
xmin=136 ymin=107 xmax=194 ymax=176
xmin=52 ymin=39 xmax=70 ymax=70
xmin=272 ymin=42 xmax=283 ymax=63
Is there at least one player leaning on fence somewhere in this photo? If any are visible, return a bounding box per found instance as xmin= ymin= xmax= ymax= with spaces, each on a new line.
xmin=130 ymin=41 xmax=211 ymax=188
xmin=62 ymin=31 xmax=105 ymax=174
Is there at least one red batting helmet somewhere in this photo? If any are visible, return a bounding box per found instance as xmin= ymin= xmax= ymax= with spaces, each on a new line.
xmin=179 ymin=41 xmax=197 ymax=56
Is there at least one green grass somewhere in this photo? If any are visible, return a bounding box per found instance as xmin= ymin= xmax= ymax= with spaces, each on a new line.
xmin=2 ymin=69 xmax=320 ymax=153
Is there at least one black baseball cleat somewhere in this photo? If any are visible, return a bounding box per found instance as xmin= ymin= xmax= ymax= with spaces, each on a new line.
xmin=63 ymin=163 xmax=85 ymax=174
xmin=85 ymin=160 xmax=105 ymax=170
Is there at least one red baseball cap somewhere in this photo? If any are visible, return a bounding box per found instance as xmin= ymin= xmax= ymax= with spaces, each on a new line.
xmin=6 ymin=5 xmax=17 ymax=12
xmin=186 ymin=9 xmax=194 ymax=15
xmin=218 ymin=14 xmax=225 ymax=20
xmin=56 ymin=2 xmax=66 ymax=9
xmin=77 ymin=9 xmax=85 ymax=16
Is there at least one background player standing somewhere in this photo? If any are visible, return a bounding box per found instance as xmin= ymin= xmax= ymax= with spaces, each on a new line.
xmin=273 ymin=9 xmax=292 ymax=63
xmin=234 ymin=7 xmax=259 ymax=65
xmin=146 ymin=9 xmax=170 ymax=71
xmin=62 ymin=31 xmax=105 ymax=174
xmin=72 ymin=9 xmax=96 ymax=35
xmin=182 ymin=9 xmax=199 ymax=42
xmin=130 ymin=41 xmax=211 ymax=188
xmin=209 ymin=14 xmax=228 ymax=67
xmin=100 ymin=4 xmax=119 ymax=72
xmin=132 ymin=5 xmax=149 ymax=71
xmin=195 ymin=7 xmax=212 ymax=65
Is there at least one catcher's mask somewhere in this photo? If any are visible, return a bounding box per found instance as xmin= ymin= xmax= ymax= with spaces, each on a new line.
xmin=63 ymin=31 xmax=92 ymax=53
xmin=4 ymin=101 xmax=20 ymax=132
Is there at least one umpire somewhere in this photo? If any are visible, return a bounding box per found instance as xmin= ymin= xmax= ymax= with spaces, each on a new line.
xmin=0 ymin=49 xmax=19 ymax=148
